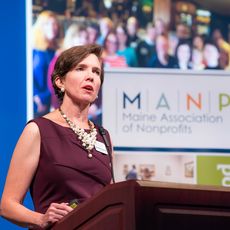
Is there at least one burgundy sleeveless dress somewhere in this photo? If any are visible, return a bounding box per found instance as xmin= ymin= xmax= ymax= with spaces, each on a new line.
xmin=29 ymin=117 xmax=112 ymax=214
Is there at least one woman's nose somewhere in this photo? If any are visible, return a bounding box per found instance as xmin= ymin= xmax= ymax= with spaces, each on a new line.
xmin=86 ymin=70 xmax=94 ymax=81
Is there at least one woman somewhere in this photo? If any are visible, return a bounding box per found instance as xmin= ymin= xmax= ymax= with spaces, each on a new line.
xmin=203 ymin=41 xmax=221 ymax=70
xmin=116 ymin=23 xmax=138 ymax=67
xmin=192 ymin=34 xmax=205 ymax=70
xmin=102 ymin=31 xmax=128 ymax=67
xmin=96 ymin=17 xmax=113 ymax=46
xmin=86 ymin=20 xmax=100 ymax=45
xmin=174 ymin=39 xmax=192 ymax=70
xmin=32 ymin=10 xmax=60 ymax=118
xmin=47 ymin=23 xmax=88 ymax=110
xmin=1 ymin=44 xmax=113 ymax=229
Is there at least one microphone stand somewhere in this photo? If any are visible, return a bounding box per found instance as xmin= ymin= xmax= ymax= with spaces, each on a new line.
xmin=98 ymin=126 xmax=115 ymax=183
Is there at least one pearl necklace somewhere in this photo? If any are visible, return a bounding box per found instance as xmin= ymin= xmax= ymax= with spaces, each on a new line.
xmin=59 ymin=107 xmax=97 ymax=158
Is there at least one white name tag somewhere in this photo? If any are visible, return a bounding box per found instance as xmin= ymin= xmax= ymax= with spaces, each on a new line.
xmin=95 ymin=141 xmax=108 ymax=155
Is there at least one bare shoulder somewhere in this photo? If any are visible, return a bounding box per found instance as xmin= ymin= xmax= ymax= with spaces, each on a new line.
xmin=11 ymin=121 xmax=41 ymax=166
xmin=23 ymin=121 xmax=40 ymax=137
xmin=25 ymin=110 xmax=61 ymax=134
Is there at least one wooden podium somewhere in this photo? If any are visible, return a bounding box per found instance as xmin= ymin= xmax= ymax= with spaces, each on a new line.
xmin=51 ymin=180 xmax=230 ymax=230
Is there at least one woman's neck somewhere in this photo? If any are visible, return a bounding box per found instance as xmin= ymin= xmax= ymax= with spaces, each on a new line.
xmin=60 ymin=102 xmax=90 ymax=128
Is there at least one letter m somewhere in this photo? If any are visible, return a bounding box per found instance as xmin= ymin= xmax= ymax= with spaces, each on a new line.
xmin=123 ymin=92 xmax=141 ymax=109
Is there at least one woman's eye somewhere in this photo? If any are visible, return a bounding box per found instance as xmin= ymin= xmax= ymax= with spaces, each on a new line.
xmin=76 ymin=67 xmax=83 ymax=71
xmin=93 ymin=69 xmax=101 ymax=75
xmin=95 ymin=70 xmax=100 ymax=75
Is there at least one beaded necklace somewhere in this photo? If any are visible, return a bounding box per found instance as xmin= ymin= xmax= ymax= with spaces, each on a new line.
xmin=59 ymin=107 xmax=97 ymax=158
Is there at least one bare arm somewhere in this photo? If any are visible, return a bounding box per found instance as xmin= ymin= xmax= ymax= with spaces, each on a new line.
xmin=0 ymin=122 xmax=73 ymax=228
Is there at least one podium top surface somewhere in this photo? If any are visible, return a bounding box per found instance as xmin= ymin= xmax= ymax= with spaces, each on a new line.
xmin=135 ymin=180 xmax=230 ymax=192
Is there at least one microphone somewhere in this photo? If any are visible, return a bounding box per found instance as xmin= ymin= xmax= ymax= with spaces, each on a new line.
xmin=98 ymin=126 xmax=115 ymax=183
xmin=98 ymin=127 xmax=110 ymax=148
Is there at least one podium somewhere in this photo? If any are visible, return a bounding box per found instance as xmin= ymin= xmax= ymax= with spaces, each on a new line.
xmin=52 ymin=180 xmax=230 ymax=230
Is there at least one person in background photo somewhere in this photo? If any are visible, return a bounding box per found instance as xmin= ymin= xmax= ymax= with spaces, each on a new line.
xmin=116 ymin=23 xmax=138 ymax=67
xmin=96 ymin=17 xmax=113 ymax=45
xmin=203 ymin=40 xmax=221 ymax=70
xmin=62 ymin=9 xmax=74 ymax=33
xmin=136 ymin=22 xmax=156 ymax=67
xmin=212 ymin=28 xmax=230 ymax=70
xmin=126 ymin=165 xmax=138 ymax=180
xmin=171 ymin=22 xmax=191 ymax=56
xmin=174 ymin=39 xmax=192 ymax=70
xmin=86 ymin=20 xmax=100 ymax=45
xmin=192 ymin=34 xmax=205 ymax=70
xmin=148 ymin=34 xmax=176 ymax=69
xmin=155 ymin=18 xmax=168 ymax=37
xmin=102 ymin=31 xmax=128 ymax=67
xmin=175 ymin=22 xmax=191 ymax=42
xmin=32 ymin=10 xmax=60 ymax=118
xmin=126 ymin=16 xmax=140 ymax=49
xmin=0 ymin=44 xmax=114 ymax=229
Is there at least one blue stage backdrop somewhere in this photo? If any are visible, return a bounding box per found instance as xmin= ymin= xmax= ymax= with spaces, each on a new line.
xmin=0 ymin=1 xmax=33 ymax=229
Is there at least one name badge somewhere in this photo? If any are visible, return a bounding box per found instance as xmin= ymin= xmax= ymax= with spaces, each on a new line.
xmin=95 ymin=141 xmax=108 ymax=155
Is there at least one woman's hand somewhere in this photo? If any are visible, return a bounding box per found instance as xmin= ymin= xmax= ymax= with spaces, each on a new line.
xmin=39 ymin=202 xmax=73 ymax=228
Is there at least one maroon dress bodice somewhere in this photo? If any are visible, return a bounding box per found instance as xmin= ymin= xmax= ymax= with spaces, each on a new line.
xmin=29 ymin=117 xmax=112 ymax=214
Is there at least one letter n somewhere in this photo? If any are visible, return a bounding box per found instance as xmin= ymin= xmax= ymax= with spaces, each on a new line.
xmin=187 ymin=93 xmax=202 ymax=111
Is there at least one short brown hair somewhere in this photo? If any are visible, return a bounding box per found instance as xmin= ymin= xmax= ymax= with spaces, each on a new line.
xmin=51 ymin=44 xmax=104 ymax=101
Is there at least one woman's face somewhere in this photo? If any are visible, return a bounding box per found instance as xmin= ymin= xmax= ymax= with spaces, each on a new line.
xmin=193 ymin=36 xmax=204 ymax=50
xmin=87 ymin=27 xmax=98 ymax=44
xmin=127 ymin=19 xmax=137 ymax=36
xmin=105 ymin=33 xmax=118 ymax=54
xmin=42 ymin=17 xmax=59 ymax=41
xmin=62 ymin=54 xmax=102 ymax=105
xmin=156 ymin=36 xmax=169 ymax=54
xmin=78 ymin=30 xmax=88 ymax=45
xmin=116 ymin=27 xmax=127 ymax=45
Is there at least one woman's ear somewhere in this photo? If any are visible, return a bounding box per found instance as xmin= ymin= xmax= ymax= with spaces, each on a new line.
xmin=55 ymin=76 xmax=64 ymax=90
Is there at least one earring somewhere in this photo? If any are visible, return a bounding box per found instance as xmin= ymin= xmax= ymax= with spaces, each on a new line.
xmin=96 ymin=95 xmax=98 ymax=99
xmin=61 ymin=87 xmax=65 ymax=93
